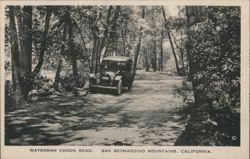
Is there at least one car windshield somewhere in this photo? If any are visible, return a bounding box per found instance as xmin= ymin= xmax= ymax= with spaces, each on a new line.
xmin=101 ymin=61 xmax=127 ymax=72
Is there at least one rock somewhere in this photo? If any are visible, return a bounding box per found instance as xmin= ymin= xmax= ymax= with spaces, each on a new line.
xmin=31 ymin=96 xmax=38 ymax=101
xmin=42 ymin=85 xmax=49 ymax=91
xmin=29 ymin=90 xmax=38 ymax=96
xmin=37 ymin=89 xmax=46 ymax=95
xmin=83 ymin=81 xmax=89 ymax=89
xmin=48 ymin=80 xmax=54 ymax=88
xmin=48 ymin=88 xmax=55 ymax=94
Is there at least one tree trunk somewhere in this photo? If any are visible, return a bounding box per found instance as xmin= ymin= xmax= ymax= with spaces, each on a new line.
xmin=75 ymin=22 xmax=90 ymax=68
xmin=133 ymin=35 xmax=142 ymax=74
xmin=89 ymin=9 xmax=102 ymax=73
xmin=53 ymin=45 xmax=64 ymax=91
xmin=91 ymin=34 xmax=97 ymax=73
xmin=72 ymin=15 xmax=91 ymax=70
xmin=66 ymin=10 xmax=79 ymax=90
xmin=95 ymin=38 xmax=101 ymax=73
xmin=168 ymin=32 xmax=180 ymax=75
xmin=54 ymin=14 xmax=67 ymax=90
xmin=8 ymin=6 xmax=22 ymax=104
xmin=22 ymin=6 xmax=33 ymax=72
xmin=121 ymin=17 xmax=128 ymax=56
xmin=170 ymin=31 xmax=185 ymax=75
xmin=185 ymin=6 xmax=199 ymax=103
xmin=95 ymin=11 xmax=103 ymax=73
xmin=104 ymin=6 xmax=120 ymax=57
xmin=10 ymin=6 xmax=33 ymax=100
xmin=180 ymin=31 xmax=185 ymax=75
xmin=152 ymin=11 xmax=157 ymax=72
xmin=19 ymin=6 xmax=33 ymax=99
xmin=99 ymin=6 xmax=112 ymax=59
xmin=162 ymin=6 xmax=180 ymax=75
xmin=53 ymin=58 xmax=63 ymax=91
xmin=32 ymin=7 xmax=52 ymax=78
xmin=144 ymin=48 xmax=150 ymax=72
xmin=133 ymin=7 xmax=145 ymax=74
xmin=159 ymin=25 xmax=164 ymax=72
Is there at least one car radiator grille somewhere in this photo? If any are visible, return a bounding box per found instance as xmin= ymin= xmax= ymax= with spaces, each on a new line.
xmin=100 ymin=80 xmax=111 ymax=86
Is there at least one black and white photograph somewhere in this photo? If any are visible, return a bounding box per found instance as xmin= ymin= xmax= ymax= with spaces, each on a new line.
xmin=1 ymin=0 xmax=249 ymax=159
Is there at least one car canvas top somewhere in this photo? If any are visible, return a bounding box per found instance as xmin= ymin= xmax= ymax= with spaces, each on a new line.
xmin=102 ymin=56 xmax=132 ymax=62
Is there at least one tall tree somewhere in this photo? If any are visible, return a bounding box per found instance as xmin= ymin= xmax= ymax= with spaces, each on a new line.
xmin=8 ymin=6 xmax=33 ymax=100
xmin=90 ymin=8 xmax=102 ymax=73
xmin=144 ymin=47 xmax=150 ymax=71
xmin=152 ymin=8 xmax=157 ymax=72
xmin=65 ymin=8 xmax=79 ymax=91
xmin=53 ymin=18 xmax=67 ymax=90
xmin=99 ymin=6 xmax=113 ymax=59
xmin=104 ymin=6 xmax=121 ymax=57
xmin=8 ymin=6 xmax=22 ymax=103
xmin=162 ymin=6 xmax=180 ymax=75
xmin=170 ymin=31 xmax=185 ymax=75
xmin=185 ymin=6 xmax=201 ymax=103
xmin=133 ymin=6 xmax=145 ymax=74
xmin=32 ymin=7 xmax=52 ymax=77
xmin=159 ymin=23 xmax=164 ymax=71
xmin=53 ymin=46 xmax=64 ymax=91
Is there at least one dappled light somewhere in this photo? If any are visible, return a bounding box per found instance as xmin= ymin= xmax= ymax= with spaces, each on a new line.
xmin=5 ymin=71 xmax=185 ymax=145
xmin=4 ymin=5 xmax=240 ymax=146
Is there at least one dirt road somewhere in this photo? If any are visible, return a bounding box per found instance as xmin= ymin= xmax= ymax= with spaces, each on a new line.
xmin=5 ymin=71 xmax=186 ymax=146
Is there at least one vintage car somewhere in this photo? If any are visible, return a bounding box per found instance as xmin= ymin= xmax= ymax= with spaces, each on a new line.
xmin=89 ymin=56 xmax=134 ymax=95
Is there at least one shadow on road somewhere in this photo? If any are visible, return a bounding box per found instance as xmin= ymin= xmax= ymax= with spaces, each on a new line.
xmin=5 ymin=71 xmax=187 ymax=146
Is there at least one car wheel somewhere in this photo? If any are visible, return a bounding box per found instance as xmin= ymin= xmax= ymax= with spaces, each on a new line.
xmin=89 ymin=86 xmax=95 ymax=93
xmin=89 ymin=80 xmax=95 ymax=93
xmin=128 ymin=83 xmax=132 ymax=91
xmin=116 ymin=79 xmax=122 ymax=95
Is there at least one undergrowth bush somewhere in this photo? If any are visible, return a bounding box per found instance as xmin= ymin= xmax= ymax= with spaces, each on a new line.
xmin=177 ymin=6 xmax=240 ymax=146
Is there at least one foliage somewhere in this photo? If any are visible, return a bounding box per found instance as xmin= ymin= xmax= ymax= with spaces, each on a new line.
xmin=189 ymin=6 xmax=240 ymax=109
xmin=4 ymin=5 xmax=241 ymax=146
xmin=60 ymin=71 xmax=86 ymax=91
xmin=185 ymin=6 xmax=240 ymax=146
xmin=28 ymin=75 xmax=56 ymax=100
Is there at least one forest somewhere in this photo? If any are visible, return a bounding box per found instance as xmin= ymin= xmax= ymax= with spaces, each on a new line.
xmin=4 ymin=6 xmax=240 ymax=146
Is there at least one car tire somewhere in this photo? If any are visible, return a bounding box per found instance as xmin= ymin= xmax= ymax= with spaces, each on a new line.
xmin=116 ymin=79 xmax=122 ymax=95
xmin=128 ymin=83 xmax=132 ymax=91
xmin=89 ymin=79 xmax=96 ymax=93
xmin=89 ymin=86 xmax=95 ymax=93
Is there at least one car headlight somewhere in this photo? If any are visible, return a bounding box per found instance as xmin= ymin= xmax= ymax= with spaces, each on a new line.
xmin=115 ymin=76 xmax=121 ymax=80
xmin=89 ymin=73 xmax=95 ymax=78
xmin=102 ymin=76 xmax=109 ymax=80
